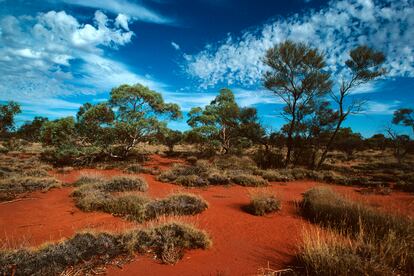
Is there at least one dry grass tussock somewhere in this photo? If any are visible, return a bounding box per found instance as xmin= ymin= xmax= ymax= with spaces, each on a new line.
xmin=0 ymin=222 xmax=211 ymax=275
xmin=0 ymin=153 xmax=60 ymax=201
xmin=157 ymin=156 xmax=268 ymax=187
xmin=298 ymin=187 xmax=414 ymax=275
xmin=244 ymin=189 xmax=281 ymax=216
xmin=72 ymin=176 xmax=208 ymax=222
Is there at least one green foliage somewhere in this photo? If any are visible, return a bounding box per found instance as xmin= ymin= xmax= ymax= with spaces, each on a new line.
xmin=0 ymin=101 xmax=21 ymax=136
xmin=187 ymin=88 xmax=262 ymax=154
xmin=392 ymin=108 xmax=414 ymax=134
xmin=17 ymin=116 xmax=48 ymax=142
xmin=108 ymin=84 xmax=182 ymax=157
xmin=39 ymin=83 xmax=182 ymax=164
xmin=264 ymin=41 xmax=332 ymax=167
xmin=40 ymin=117 xmax=76 ymax=146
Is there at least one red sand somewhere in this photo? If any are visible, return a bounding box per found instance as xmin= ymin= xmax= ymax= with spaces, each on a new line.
xmin=0 ymin=155 xmax=413 ymax=275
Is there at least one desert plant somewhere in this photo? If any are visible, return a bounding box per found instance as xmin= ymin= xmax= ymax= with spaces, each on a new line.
xmin=101 ymin=176 xmax=148 ymax=192
xmin=0 ymin=222 xmax=211 ymax=275
xmin=244 ymin=190 xmax=281 ymax=216
xmin=231 ymin=174 xmax=268 ymax=187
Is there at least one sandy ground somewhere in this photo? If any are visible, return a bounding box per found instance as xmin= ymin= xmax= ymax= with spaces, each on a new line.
xmin=0 ymin=154 xmax=413 ymax=275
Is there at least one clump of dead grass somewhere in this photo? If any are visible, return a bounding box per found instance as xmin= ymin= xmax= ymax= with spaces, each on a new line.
xmin=244 ymin=189 xmax=281 ymax=216
xmin=0 ymin=222 xmax=211 ymax=275
xmin=298 ymin=187 xmax=414 ymax=275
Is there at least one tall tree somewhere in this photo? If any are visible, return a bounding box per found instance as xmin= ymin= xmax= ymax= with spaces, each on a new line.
xmin=0 ymin=101 xmax=21 ymax=137
xmin=316 ymin=46 xmax=385 ymax=169
xmin=263 ymin=41 xmax=332 ymax=167
xmin=109 ymin=84 xmax=181 ymax=157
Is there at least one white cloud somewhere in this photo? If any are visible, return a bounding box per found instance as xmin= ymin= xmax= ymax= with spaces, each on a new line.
xmin=363 ymin=100 xmax=400 ymax=115
xmin=115 ymin=13 xmax=129 ymax=31
xmin=62 ymin=0 xmax=171 ymax=24
xmin=171 ymin=41 xmax=180 ymax=50
xmin=0 ymin=8 xmax=177 ymax=121
xmin=0 ymin=10 xmax=140 ymax=101
xmin=185 ymin=0 xmax=414 ymax=88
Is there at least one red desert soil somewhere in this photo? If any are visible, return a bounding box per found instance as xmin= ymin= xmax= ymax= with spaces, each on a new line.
xmin=0 ymin=155 xmax=413 ymax=275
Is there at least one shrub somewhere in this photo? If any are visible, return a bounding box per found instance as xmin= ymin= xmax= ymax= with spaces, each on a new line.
xmin=186 ymin=156 xmax=198 ymax=165
xmin=244 ymin=191 xmax=281 ymax=216
xmin=0 ymin=176 xmax=60 ymax=199
xmin=298 ymin=229 xmax=399 ymax=276
xmin=231 ymin=174 xmax=267 ymax=187
xmin=299 ymin=187 xmax=414 ymax=275
xmin=72 ymin=186 xmax=112 ymax=211
xmin=145 ymin=193 xmax=209 ymax=220
xmin=0 ymin=222 xmax=211 ymax=275
xmin=175 ymin=175 xmax=209 ymax=187
xmin=72 ymin=178 xmax=208 ymax=222
xmin=22 ymin=168 xmax=49 ymax=177
xmin=101 ymin=176 xmax=148 ymax=192
xmin=301 ymin=187 xmax=412 ymax=239
xmin=395 ymin=180 xmax=414 ymax=193
xmin=258 ymin=170 xmax=294 ymax=182
xmin=207 ymin=172 xmax=230 ymax=185
xmin=124 ymin=164 xmax=160 ymax=175
xmin=103 ymin=194 xmax=149 ymax=221
xmin=73 ymin=175 xmax=105 ymax=187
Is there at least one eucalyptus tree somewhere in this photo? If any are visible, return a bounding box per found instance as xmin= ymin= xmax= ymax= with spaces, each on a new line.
xmin=109 ymin=84 xmax=182 ymax=157
xmin=316 ymin=46 xmax=386 ymax=169
xmin=187 ymin=88 xmax=260 ymax=154
xmin=263 ymin=40 xmax=332 ymax=167
xmin=392 ymin=108 xmax=414 ymax=134
xmin=0 ymin=101 xmax=21 ymax=137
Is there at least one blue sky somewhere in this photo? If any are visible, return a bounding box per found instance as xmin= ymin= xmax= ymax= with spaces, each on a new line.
xmin=0 ymin=0 xmax=413 ymax=137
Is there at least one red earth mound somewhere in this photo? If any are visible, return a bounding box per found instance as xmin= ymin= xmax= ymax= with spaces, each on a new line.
xmin=0 ymin=155 xmax=413 ymax=275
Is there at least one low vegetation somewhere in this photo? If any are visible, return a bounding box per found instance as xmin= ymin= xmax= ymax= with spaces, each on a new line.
xmin=0 ymin=222 xmax=211 ymax=275
xmin=0 ymin=153 xmax=60 ymax=201
xmin=72 ymin=176 xmax=208 ymax=222
xmin=298 ymin=187 xmax=414 ymax=275
xmin=244 ymin=190 xmax=281 ymax=216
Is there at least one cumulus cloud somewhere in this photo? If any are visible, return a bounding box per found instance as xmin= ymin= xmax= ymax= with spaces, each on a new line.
xmin=0 ymin=9 xmax=170 ymax=119
xmin=62 ymin=0 xmax=172 ymax=24
xmin=185 ymin=0 xmax=414 ymax=88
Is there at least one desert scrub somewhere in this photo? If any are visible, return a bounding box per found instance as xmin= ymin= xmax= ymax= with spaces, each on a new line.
xmin=73 ymin=174 xmax=105 ymax=187
xmin=175 ymin=175 xmax=209 ymax=187
xmin=297 ymin=228 xmax=405 ymax=276
xmin=101 ymin=175 xmax=148 ymax=192
xmin=72 ymin=178 xmax=208 ymax=222
xmin=298 ymin=187 xmax=414 ymax=275
xmin=231 ymin=174 xmax=268 ymax=187
xmin=144 ymin=193 xmax=209 ymax=220
xmin=257 ymin=169 xmax=294 ymax=182
xmin=301 ymin=187 xmax=413 ymax=240
xmin=244 ymin=190 xmax=281 ymax=216
xmin=0 ymin=222 xmax=211 ymax=275
xmin=124 ymin=164 xmax=160 ymax=175
xmin=298 ymin=221 xmax=414 ymax=275
xmin=0 ymin=176 xmax=60 ymax=201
